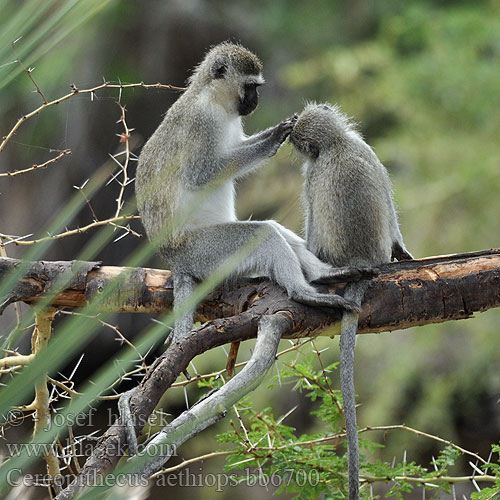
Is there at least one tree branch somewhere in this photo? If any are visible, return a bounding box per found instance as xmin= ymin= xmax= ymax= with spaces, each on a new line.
xmin=1 ymin=248 xmax=499 ymax=333
xmin=1 ymin=249 xmax=499 ymax=500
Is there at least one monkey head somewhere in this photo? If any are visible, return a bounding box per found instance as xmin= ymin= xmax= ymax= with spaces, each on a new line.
xmin=290 ymin=102 xmax=357 ymax=158
xmin=188 ymin=42 xmax=264 ymax=116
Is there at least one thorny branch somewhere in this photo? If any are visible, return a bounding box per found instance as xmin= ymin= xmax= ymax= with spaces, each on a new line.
xmin=0 ymin=81 xmax=184 ymax=154
xmin=112 ymin=103 xmax=134 ymax=220
xmin=0 ymin=214 xmax=140 ymax=246
xmin=148 ymin=423 xmax=497 ymax=486
xmin=0 ymin=149 xmax=71 ymax=178
xmin=11 ymin=40 xmax=47 ymax=104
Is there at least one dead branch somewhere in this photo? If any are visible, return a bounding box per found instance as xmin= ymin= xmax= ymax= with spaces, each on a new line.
xmin=0 ymin=149 xmax=71 ymax=178
xmin=1 ymin=248 xmax=499 ymax=333
xmin=1 ymin=249 xmax=499 ymax=500
xmin=0 ymin=81 xmax=184 ymax=154
xmin=0 ymin=215 xmax=139 ymax=247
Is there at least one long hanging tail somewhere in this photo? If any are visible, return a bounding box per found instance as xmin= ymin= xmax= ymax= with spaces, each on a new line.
xmin=339 ymin=281 xmax=369 ymax=500
xmin=168 ymin=273 xmax=196 ymax=344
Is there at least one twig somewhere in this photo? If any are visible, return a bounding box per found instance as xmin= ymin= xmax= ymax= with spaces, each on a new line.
xmin=73 ymin=179 xmax=98 ymax=221
xmin=0 ymin=149 xmax=70 ymax=177
xmin=151 ymin=450 xmax=233 ymax=478
xmin=363 ymin=425 xmax=487 ymax=465
xmin=11 ymin=41 xmax=47 ymax=104
xmin=0 ymin=81 xmax=184 ymax=154
xmin=311 ymin=339 xmax=345 ymax=427
xmin=113 ymin=103 xmax=132 ymax=219
xmin=361 ymin=474 xmax=496 ymax=485
xmin=0 ymin=215 xmax=139 ymax=246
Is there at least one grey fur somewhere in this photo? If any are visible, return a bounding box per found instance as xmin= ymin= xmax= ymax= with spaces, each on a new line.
xmin=291 ymin=102 xmax=413 ymax=500
xmin=135 ymin=45 xmax=358 ymax=344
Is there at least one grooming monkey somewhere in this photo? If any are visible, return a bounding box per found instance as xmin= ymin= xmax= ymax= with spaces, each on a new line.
xmin=290 ymin=103 xmax=413 ymax=500
xmin=136 ymin=44 xmax=360 ymax=346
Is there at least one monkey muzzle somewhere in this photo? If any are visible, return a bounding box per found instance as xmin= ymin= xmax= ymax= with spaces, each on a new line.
xmin=238 ymin=83 xmax=259 ymax=116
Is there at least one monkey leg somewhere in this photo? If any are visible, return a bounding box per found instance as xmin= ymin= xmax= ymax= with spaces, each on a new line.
xmin=267 ymin=221 xmax=377 ymax=284
xmin=173 ymin=222 xmax=358 ymax=311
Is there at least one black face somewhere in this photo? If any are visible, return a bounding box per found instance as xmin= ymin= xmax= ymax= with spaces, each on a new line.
xmin=238 ymin=82 xmax=260 ymax=116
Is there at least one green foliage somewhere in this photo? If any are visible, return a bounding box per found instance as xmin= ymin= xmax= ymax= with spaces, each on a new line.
xmin=471 ymin=443 xmax=500 ymax=500
xmin=213 ymin=358 xmax=496 ymax=499
xmin=280 ymin=1 xmax=500 ymax=256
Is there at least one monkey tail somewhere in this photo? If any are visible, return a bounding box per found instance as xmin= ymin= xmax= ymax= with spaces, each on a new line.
xmin=340 ymin=280 xmax=369 ymax=500
xmin=169 ymin=273 xmax=196 ymax=344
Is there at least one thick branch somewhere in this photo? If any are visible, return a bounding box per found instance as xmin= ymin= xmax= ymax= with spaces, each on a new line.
xmin=1 ymin=249 xmax=499 ymax=335
xmin=128 ymin=313 xmax=290 ymax=480
xmin=3 ymin=250 xmax=500 ymax=500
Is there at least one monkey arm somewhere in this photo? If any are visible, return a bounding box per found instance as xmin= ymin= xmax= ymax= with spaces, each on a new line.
xmin=224 ymin=137 xmax=281 ymax=177
xmin=242 ymin=126 xmax=275 ymax=145
xmin=182 ymin=117 xmax=295 ymax=187
xmin=181 ymin=134 xmax=281 ymax=187
xmin=228 ymin=118 xmax=296 ymax=179
xmin=184 ymin=134 xmax=286 ymax=187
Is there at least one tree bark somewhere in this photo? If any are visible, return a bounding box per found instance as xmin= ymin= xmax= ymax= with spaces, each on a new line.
xmin=2 ymin=249 xmax=500 ymax=500
xmin=1 ymin=248 xmax=499 ymax=335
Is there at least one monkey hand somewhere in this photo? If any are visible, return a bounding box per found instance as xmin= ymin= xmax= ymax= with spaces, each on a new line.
xmin=268 ymin=115 xmax=299 ymax=155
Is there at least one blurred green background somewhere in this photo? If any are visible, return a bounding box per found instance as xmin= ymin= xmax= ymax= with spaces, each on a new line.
xmin=0 ymin=0 xmax=499 ymax=499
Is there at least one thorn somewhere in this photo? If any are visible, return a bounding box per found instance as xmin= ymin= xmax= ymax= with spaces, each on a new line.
xmin=112 ymin=231 xmax=129 ymax=244
xmin=189 ymin=361 xmax=199 ymax=377
xmin=469 ymin=461 xmax=484 ymax=475
xmin=276 ymin=405 xmax=298 ymax=425
xmin=471 ymin=478 xmax=480 ymax=492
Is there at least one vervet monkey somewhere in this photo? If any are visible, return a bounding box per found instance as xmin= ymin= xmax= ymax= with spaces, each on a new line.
xmin=290 ymin=103 xmax=413 ymax=500
xmin=135 ymin=44 xmax=359 ymax=345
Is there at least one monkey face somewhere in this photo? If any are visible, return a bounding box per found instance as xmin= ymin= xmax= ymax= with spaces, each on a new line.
xmin=238 ymin=81 xmax=261 ymax=116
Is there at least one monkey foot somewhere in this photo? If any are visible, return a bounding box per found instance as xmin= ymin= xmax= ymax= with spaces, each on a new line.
xmin=291 ymin=290 xmax=361 ymax=312
xmin=312 ymin=266 xmax=379 ymax=284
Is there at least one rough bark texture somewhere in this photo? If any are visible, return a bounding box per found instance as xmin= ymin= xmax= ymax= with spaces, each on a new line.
xmin=1 ymin=249 xmax=499 ymax=500
xmin=1 ymin=249 xmax=499 ymax=334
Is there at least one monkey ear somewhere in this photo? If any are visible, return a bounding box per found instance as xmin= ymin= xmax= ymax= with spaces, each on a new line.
xmin=210 ymin=57 xmax=228 ymax=79
xmin=309 ymin=143 xmax=320 ymax=159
